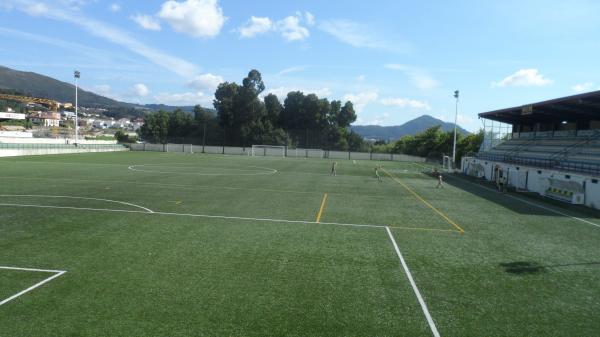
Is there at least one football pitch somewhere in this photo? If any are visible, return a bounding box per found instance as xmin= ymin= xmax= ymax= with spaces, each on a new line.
xmin=1 ymin=151 xmax=599 ymax=336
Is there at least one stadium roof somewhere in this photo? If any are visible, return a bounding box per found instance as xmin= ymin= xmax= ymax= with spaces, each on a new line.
xmin=479 ymin=90 xmax=600 ymax=124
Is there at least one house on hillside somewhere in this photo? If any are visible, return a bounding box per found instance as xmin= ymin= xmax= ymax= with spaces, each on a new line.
xmin=28 ymin=111 xmax=61 ymax=127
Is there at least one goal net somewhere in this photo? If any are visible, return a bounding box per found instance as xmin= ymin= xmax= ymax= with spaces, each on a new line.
xmin=251 ymin=145 xmax=286 ymax=157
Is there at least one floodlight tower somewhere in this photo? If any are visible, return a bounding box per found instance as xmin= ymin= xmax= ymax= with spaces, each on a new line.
xmin=74 ymin=70 xmax=80 ymax=143
xmin=452 ymin=90 xmax=459 ymax=168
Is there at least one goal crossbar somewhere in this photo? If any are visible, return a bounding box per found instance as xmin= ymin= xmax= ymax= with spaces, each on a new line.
xmin=251 ymin=145 xmax=286 ymax=157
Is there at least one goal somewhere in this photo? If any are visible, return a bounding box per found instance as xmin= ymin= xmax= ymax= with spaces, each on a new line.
xmin=251 ymin=145 xmax=286 ymax=157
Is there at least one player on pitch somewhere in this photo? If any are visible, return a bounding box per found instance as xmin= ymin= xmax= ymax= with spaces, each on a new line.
xmin=331 ymin=161 xmax=337 ymax=176
xmin=375 ymin=165 xmax=383 ymax=182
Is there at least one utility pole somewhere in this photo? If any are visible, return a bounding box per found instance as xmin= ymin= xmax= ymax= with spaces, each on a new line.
xmin=452 ymin=90 xmax=459 ymax=168
xmin=74 ymin=70 xmax=80 ymax=143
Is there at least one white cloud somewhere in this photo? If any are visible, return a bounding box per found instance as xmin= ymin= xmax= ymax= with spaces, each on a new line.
xmin=264 ymin=86 xmax=332 ymax=102
xmin=493 ymin=69 xmax=553 ymax=87
xmin=384 ymin=64 xmax=439 ymax=91
xmin=131 ymin=14 xmax=161 ymax=31
xmin=154 ymin=91 xmax=210 ymax=105
xmin=457 ymin=114 xmax=473 ymax=125
xmin=133 ymin=83 xmax=149 ymax=97
xmin=380 ymin=97 xmax=431 ymax=110
xmin=237 ymin=12 xmax=312 ymax=42
xmin=572 ymin=82 xmax=595 ymax=93
xmin=187 ymin=73 xmax=223 ymax=91
xmin=277 ymin=14 xmax=309 ymax=41
xmin=0 ymin=26 xmax=138 ymax=66
xmin=158 ymin=0 xmax=225 ymax=38
xmin=23 ymin=2 xmax=48 ymax=16
xmin=238 ymin=16 xmax=273 ymax=38
xmin=356 ymin=75 xmax=366 ymax=82
xmin=320 ymin=20 xmax=410 ymax=53
xmin=60 ymin=0 xmax=97 ymax=10
xmin=276 ymin=66 xmax=305 ymax=76
xmin=94 ymin=84 xmax=113 ymax=97
xmin=369 ymin=112 xmax=391 ymax=126
xmin=11 ymin=2 xmax=199 ymax=78
xmin=304 ymin=11 xmax=315 ymax=26
xmin=343 ymin=91 xmax=378 ymax=113
xmin=109 ymin=3 xmax=120 ymax=12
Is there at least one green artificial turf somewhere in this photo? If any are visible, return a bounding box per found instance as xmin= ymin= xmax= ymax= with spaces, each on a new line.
xmin=1 ymin=151 xmax=599 ymax=336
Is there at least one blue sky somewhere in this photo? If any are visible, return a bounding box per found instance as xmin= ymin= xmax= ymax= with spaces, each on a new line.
xmin=1 ymin=0 xmax=600 ymax=131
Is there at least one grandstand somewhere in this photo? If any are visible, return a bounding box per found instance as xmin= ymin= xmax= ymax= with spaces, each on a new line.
xmin=463 ymin=90 xmax=600 ymax=209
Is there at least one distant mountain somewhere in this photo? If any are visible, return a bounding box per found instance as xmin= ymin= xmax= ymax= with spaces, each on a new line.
xmin=0 ymin=65 xmax=131 ymax=109
xmin=352 ymin=115 xmax=470 ymax=141
xmin=0 ymin=66 xmax=214 ymax=118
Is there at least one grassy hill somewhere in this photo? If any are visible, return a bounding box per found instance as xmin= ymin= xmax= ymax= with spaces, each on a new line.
xmin=0 ymin=66 xmax=215 ymax=118
xmin=0 ymin=66 xmax=129 ymax=108
xmin=352 ymin=115 xmax=470 ymax=141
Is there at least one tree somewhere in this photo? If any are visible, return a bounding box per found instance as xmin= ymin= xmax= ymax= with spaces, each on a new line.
xmin=193 ymin=105 xmax=213 ymax=123
xmin=338 ymin=101 xmax=357 ymax=127
xmin=264 ymin=94 xmax=282 ymax=127
xmin=168 ymin=109 xmax=194 ymax=140
xmin=139 ymin=110 xmax=169 ymax=143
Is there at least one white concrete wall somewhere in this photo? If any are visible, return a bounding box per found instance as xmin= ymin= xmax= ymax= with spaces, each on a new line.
xmin=0 ymin=137 xmax=117 ymax=144
xmin=463 ymin=157 xmax=600 ymax=210
xmin=130 ymin=143 xmax=427 ymax=162
xmin=0 ymin=146 xmax=127 ymax=157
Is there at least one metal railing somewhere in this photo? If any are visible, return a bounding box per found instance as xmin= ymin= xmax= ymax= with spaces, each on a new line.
xmin=476 ymin=152 xmax=600 ymax=176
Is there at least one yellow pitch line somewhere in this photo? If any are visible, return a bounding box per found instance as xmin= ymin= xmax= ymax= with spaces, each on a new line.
xmin=382 ymin=168 xmax=465 ymax=234
xmin=316 ymin=193 xmax=329 ymax=223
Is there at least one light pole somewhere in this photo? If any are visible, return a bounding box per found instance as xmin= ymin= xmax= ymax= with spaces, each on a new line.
xmin=452 ymin=90 xmax=459 ymax=168
xmin=74 ymin=70 xmax=80 ymax=143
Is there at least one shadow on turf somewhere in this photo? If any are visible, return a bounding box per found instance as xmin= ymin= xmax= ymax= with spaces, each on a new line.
xmin=439 ymin=173 xmax=600 ymax=218
xmin=500 ymin=261 xmax=600 ymax=275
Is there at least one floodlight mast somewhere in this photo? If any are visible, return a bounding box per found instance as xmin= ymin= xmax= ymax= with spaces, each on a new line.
xmin=452 ymin=90 xmax=459 ymax=169
xmin=74 ymin=70 xmax=80 ymax=143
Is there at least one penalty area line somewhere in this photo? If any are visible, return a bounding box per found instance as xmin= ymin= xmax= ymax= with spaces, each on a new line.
xmin=385 ymin=227 xmax=441 ymax=337
xmin=0 ymin=266 xmax=67 ymax=307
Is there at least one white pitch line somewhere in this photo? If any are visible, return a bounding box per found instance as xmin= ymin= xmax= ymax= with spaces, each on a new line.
xmin=0 ymin=194 xmax=154 ymax=213
xmin=127 ymin=164 xmax=278 ymax=176
xmin=0 ymin=266 xmax=65 ymax=273
xmin=385 ymin=227 xmax=440 ymax=337
xmin=0 ymin=202 xmax=386 ymax=229
xmin=0 ymin=267 xmax=67 ymax=307
xmin=447 ymin=175 xmax=600 ymax=229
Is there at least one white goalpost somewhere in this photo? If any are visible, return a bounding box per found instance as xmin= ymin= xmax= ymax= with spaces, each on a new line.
xmin=251 ymin=145 xmax=286 ymax=157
